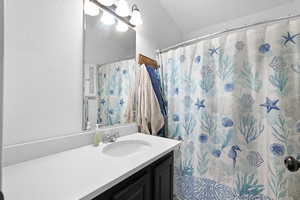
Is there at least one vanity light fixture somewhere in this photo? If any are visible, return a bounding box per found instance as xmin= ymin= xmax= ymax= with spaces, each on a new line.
xmin=97 ymin=0 xmax=114 ymax=6
xmin=88 ymin=0 xmax=143 ymax=29
xmin=116 ymin=20 xmax=129 ymax=32
xmin=115 ymin=0 xmax=130 ymax=17
xmin=85 ymin=0 xmax=99 ymax=16
xmin=130 ymin=4 xmax=143 ymax=26
xmin=101 ymin=11 xmax=116 ymax=25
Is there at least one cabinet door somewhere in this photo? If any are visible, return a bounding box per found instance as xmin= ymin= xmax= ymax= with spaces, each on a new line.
xmin=153 ymin=153 xmax=174 ymax=200
xmin=112 ymin=172 xmax=151 ymax=200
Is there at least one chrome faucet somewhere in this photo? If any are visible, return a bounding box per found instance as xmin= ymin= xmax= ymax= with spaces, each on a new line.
xmin=103 ymin=131 xmax=119 ymax=143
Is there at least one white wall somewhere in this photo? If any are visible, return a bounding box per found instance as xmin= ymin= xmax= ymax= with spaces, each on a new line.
xmin=3 ymin=0 xmax=83 ymax=146
xmin=2 ymin=0 xmax=181 ymax=148
xmin=0 ymin=0 xmax=4 ymax=188
xmin=184 ymin=1 xmax=300 ymax=40
xmin=135 ymin=0 xmax=183 ymax=59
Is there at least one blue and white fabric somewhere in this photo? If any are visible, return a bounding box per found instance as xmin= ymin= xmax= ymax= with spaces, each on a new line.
xmin=160 ymin=19 xmax=300 ymax=200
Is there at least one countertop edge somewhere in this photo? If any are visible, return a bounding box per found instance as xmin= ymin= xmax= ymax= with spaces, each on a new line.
xmin=80 ymin=142 xmax=180 ymax=200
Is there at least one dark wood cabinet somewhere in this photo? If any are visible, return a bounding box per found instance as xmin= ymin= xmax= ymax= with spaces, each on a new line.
xmin=153 ymin=154 xmax=173 ymax=200
xmin=112 ymin=172 xmax=151 ymax=200
xmin=93 ymin=152 xmax=173 ymax=200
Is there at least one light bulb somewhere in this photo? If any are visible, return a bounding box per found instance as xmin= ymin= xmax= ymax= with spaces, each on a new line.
xmin=116 ymin=0 xmax=130 ymax=17
xmin=97 ymin=0 xmax=114 ymax=6
xmin=116 ymin=21 xmax=128 ymax=32
xmin=130 ymin=6 xmax=143 ymax=25
xmin=84 ymin=0 xmax=99 ymax=16
xmin=101 ymin=12 xmax=115 ymax=25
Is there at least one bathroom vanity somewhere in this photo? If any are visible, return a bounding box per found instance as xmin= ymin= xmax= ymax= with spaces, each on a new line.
xmin=94 ymin=151 xmax=173 ymax=200
xmin=3 ymin=133 xmax=180 ymax=200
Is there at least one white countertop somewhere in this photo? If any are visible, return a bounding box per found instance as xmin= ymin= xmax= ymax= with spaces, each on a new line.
xmin=3 ymin=133 xmax=180 ymax=200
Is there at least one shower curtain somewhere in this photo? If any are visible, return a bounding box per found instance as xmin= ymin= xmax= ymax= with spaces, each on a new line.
xmin=160 ymin=19 xmax=300 ymax=200
xmin=97 ymin=58 xmax=135 ymax=126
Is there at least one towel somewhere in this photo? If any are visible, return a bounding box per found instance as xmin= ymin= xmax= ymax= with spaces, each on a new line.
xmin=136 ymin=64 xmax=165 ymax=135
xmin=145 ymin=65 xmax=167 ymax=117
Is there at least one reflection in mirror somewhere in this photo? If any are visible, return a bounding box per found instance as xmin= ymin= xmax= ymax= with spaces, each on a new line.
xmin=83 ymin=8 xmax=136 ymax=130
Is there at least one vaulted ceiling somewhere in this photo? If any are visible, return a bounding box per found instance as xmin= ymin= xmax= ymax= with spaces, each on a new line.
xmin=159 ymin=0 xmax=291 ymax=36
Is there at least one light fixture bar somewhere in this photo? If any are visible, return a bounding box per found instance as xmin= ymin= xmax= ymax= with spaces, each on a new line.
xmin=90 ymin=0 xmax=135 ymax=28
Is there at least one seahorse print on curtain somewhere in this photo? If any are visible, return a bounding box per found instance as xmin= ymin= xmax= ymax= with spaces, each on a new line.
xmin=160 ymin=18 xmax=300 ymax=200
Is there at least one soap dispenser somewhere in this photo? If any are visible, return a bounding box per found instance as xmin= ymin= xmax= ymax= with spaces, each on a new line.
xmin=93 ymin=124 xmax=103 ymax=146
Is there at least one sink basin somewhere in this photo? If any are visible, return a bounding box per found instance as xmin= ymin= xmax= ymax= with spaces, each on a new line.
xmin=102 ymin=140 xmax=152 ymax=157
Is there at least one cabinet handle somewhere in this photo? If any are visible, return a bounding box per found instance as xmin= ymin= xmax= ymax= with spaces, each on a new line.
xmin=284 ymin=156 xmax=300 ymax=172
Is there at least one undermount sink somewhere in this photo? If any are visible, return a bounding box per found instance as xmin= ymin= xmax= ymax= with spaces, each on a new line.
xmin=102 ymin=140 xmax=152 ymax=157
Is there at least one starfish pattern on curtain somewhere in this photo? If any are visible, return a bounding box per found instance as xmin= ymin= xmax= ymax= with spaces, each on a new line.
xmin=97 ymin=58 xmax=135 ymax=126
xmin=160 ymin=18 xmax=300 ymax=200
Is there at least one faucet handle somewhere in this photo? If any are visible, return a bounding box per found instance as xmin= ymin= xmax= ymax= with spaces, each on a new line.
xmin=113 ymin=131 xmax=120 ymax=138
xmin=103 ymin=131 xmax=119 ymax=143
xmin=103 ymin=134 xmax=112 ymax=143
xmin=110 ymin=135 xmax=117 ymax=142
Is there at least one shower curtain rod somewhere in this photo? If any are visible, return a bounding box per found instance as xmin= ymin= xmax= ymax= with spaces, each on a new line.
xmin=157 ymin=13 xmax=300 ymax=54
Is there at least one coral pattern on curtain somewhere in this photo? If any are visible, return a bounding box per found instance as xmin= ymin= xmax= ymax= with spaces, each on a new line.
xmin=160 ymin=19 xmax=300 ymax=200
xmin=97 ymin=58 xmax=136 ymax=126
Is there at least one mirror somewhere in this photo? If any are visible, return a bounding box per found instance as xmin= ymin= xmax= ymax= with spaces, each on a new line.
xmin=83 ymin=8 xmax=136 ymax=130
